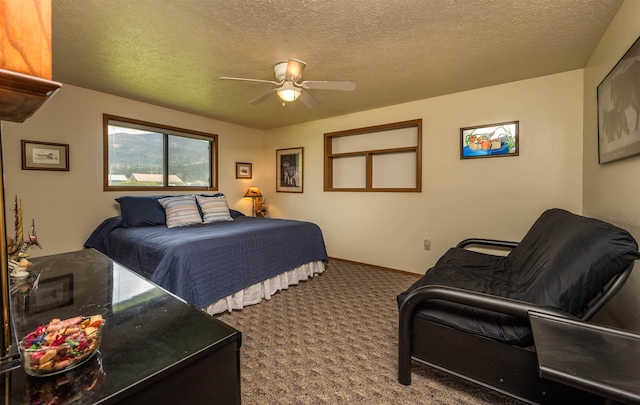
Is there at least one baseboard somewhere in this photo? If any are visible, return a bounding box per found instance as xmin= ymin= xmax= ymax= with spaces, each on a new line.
xmin=328 ymin=257 xmax=421 ymax=277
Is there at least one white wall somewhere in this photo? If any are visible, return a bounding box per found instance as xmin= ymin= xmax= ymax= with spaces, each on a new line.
xmin=1 ymin=70 xmax=586 ymax=277
xmin=264 ymin=70 xmax=584 ymax=274
xmin=1 ymin=84 xmax=264 ymax=257
xmin=583 ymin=0 xmax=640 ymax=331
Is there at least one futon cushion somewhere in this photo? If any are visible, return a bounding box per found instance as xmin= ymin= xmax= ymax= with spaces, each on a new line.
xmin=196 ymin=195 xmax=233 ymax=223
xmin=398 ymin=208 xmax=640 ymax=346
xmin=509 ymin=208 xmax=640 ymax=315
xmin=116 ymin=195 xmax=169 ymax=228
xmin=158 ymin=195 xmax=203 ymax=228
xmin=398 ymin=248 xmax=528 ymax=344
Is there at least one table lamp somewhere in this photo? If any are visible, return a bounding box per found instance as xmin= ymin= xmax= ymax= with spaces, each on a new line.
xmin=244 ymin=186 xmax=263 ymax=217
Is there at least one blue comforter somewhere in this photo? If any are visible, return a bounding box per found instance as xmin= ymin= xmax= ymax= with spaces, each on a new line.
xmin=85 ymin=216 xmax=328 ymax=308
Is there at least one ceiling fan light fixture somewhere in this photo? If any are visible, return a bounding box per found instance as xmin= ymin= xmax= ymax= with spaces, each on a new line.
xmin=277 ymin=82 xmax=301 ymax=102
xmin=222 ymin=58 xmax=351 ymax=108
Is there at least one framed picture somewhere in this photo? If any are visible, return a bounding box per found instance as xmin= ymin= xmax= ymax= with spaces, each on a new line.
xmin=460 ymin=121 xmax=519 ymax=159
xmin=276 ymin=147 xmax=303 ymax=193
xmin=236 ymin=162 xmax=252 ymax=179
xmin=21 ymin=140 xmax=69 ymax=171
xmin=31 ymin=274 xmax=74 ymax=314
xmin=597 ymin=35 xmax=640 ymax=164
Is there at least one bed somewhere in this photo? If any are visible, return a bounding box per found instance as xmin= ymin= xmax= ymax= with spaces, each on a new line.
xmin=84 ymin=194 xmax=328 ymax=315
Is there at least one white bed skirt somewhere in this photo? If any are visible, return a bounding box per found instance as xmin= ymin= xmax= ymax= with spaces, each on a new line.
xmin=203 ymin=260 xmax=325 ymax=315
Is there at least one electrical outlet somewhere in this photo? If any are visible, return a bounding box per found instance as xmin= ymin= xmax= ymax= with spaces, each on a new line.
xmin=423 ymin=239 xmax=431 ymax=250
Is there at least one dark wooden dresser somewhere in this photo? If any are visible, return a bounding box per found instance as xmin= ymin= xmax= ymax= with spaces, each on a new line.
xmin=2 ymin=249 xmax=241 ymax=404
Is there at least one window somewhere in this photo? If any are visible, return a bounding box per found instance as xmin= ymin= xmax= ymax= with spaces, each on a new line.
xmin=103 ymin=114 xmax=218 ymax=191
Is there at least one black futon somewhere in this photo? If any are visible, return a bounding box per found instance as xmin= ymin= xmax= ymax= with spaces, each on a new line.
xmin=397 ymin=208 xmax=640 ymax=403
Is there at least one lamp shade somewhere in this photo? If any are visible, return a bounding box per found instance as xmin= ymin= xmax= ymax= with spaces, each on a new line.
xmin=244 ymin=186 xmax=262 ymax=198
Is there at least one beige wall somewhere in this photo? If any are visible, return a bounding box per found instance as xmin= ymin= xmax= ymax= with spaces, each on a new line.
xmin=264 ymin=70 xmax=584 ymax=274
xmin=583 ymin=0 xmax=640 ymax=331
xmin=1 ymin=84 xmax=264 ymax=257
xmin=2 ymin=71 xmax=585 ymax=271
xmin=0 ymin=70 xmax=590 ymax=275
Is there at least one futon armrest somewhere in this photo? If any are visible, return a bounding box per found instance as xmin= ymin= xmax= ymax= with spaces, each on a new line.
xmin=397 ymin=285 xmax=576 ymax=385
xmin=456 ymin=238 xmax=519 ymax=250
xmin=399 ymin=284 xmax=576 ymax=322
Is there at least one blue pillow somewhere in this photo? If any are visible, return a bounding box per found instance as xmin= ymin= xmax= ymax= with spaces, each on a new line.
xmin=229 ymin=209 xmax=245 ymax=218
xmin=115 ymin=196 xmax=168 ymax=228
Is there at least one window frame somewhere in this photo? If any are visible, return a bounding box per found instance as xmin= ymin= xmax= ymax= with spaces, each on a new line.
xmin=324 ymin=119 xmax=422 ymax=192
xmin=103 ymin=114 xmax=218 ymax=192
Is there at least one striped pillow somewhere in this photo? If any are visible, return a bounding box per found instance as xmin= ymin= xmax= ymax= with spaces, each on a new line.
xmin=196 ymin=195 xmax=233 ymax=223
xmin=158 ymin=196 xmax=203 ymax=228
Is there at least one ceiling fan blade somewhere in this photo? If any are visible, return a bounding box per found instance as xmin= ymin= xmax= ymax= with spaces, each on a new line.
xmin=220 ymin=76 xmax=280 ymax=85
xmin=298 ymin=90 xmax=319 ymax=108
xmin=285 ymin=59 xmax=307 ymax=82
xmin=248 ymin=89 xmax=277 ymax=105
xmin=301 ymin=81 xmax=356 ymax=91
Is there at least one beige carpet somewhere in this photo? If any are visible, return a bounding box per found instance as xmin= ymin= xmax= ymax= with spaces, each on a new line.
xmin=216 ymin=260 xmax=524 ymax=404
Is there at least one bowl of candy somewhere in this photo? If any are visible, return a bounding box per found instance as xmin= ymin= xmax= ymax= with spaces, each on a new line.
xmin=19 ymin=315 xmax=104 ymax=377
xmin=25 ymin=351 xmax=106 ymax=404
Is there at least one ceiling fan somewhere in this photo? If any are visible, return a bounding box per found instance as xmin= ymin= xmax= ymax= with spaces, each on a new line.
xmin=220 ymin=58 xmax=356 ymax=108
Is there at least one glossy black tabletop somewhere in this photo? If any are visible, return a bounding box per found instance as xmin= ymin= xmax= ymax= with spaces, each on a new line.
xmin=4 ymin=249 xmax=240 ymax=404
xmin=530 ymin=311 xmax=640 ymax=404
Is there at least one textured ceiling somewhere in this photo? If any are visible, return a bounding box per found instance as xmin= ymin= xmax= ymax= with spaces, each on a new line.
xmin=51 ymin=0 xmax=623 ymax=130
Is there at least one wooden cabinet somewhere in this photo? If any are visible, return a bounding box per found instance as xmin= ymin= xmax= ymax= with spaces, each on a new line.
xmin=0 ymin=0 xmax=61 ymax=122
xmin=0 ymin=0 xmax=61 ymax=374
xmin=3 ymin=250 xmax=242 ymax=404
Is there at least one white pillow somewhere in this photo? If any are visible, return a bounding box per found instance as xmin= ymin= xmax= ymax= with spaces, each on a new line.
xmin=196 ymin=195 xmax=233 ymax=223
xmin=158 ymin=196 xmax=203 ymax=228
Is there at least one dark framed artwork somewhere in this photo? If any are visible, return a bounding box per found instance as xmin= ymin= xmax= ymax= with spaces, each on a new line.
xmin=276 ymin=147 xmax=303 ymax=193
xmin=31 ymin=274 xmax=74 ymax=314
xmin=22 ymin=140 xmax=69 ymax=171
xmin=597 ymin=35 xmax=640 ymax=164
xmin=460 ymin=121 xmax=519 ymax=159
xmin=236 ymin=162 xmax=252 ymax=179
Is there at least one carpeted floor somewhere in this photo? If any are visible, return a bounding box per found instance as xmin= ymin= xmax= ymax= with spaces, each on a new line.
xmin=216 ymin=260 xmax=525 ymax=404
